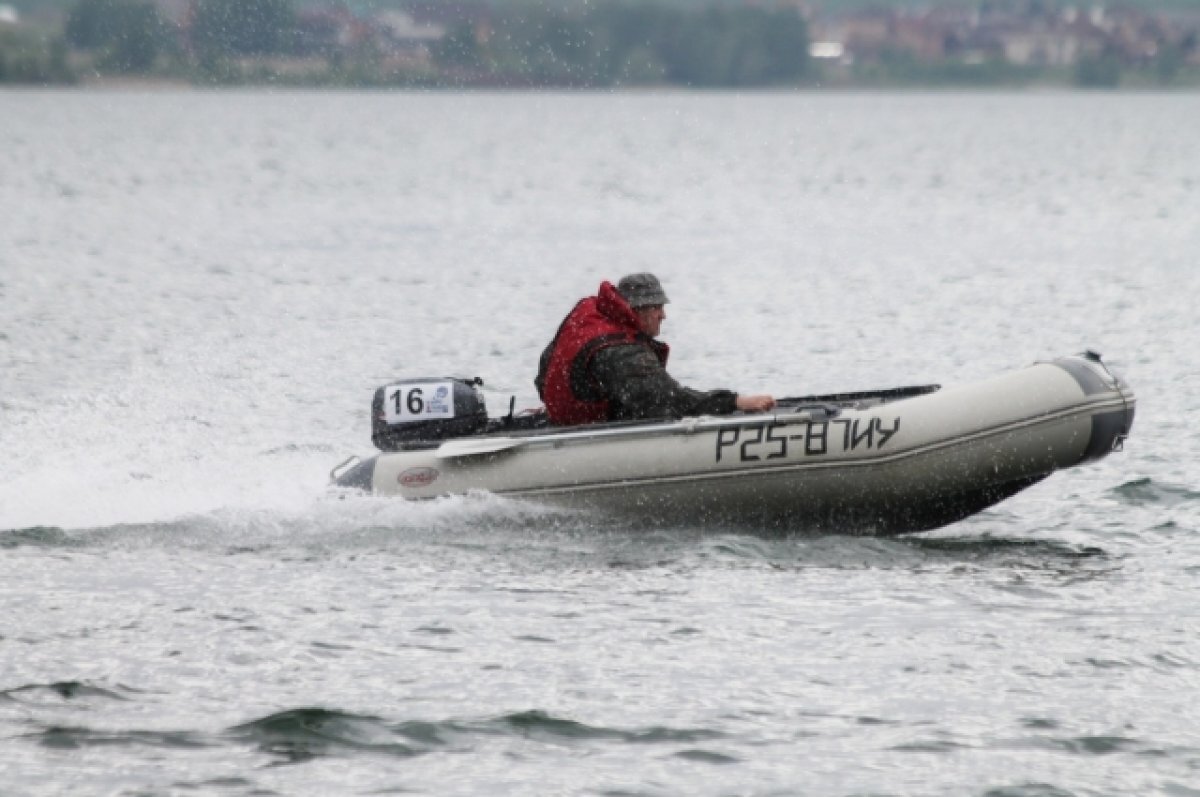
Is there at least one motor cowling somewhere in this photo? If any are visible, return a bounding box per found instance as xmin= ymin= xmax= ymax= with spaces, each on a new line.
xmin=371 ymin=377 xmax=488 ymax=451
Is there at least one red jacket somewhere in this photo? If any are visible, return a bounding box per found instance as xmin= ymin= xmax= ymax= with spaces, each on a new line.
xmin=536 ymin=281 xmax=669 ymax=425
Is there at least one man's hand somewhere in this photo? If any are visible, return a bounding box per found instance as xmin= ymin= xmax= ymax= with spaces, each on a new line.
xmin=735 ymin=394 xmax=777 ymax=413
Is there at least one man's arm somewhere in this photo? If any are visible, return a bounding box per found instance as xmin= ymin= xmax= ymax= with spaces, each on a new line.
xmin=591 ymin=344 xmax=739 ymax=421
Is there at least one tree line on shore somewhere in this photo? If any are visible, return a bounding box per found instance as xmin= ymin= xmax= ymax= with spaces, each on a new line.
xmin=2 ymin=0 xmax=1197 ymax=87
xmin=0 ymin=0 xmax=811 ymax=87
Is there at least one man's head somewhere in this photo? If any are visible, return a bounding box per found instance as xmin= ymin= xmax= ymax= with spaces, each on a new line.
xmin=617 ymin=273 xmax=669 ymax=338
xmin=617 ymin=273 xmax=669 ymax=309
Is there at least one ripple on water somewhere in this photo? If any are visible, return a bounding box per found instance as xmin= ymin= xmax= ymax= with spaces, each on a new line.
xmin=998 ymin=731 xmax=1200 ymax=759
xmin=981 ymin=785 xmax=1077 ymax=797
xmin=1109 ymin=477 xmax=1200 ymax=508
xmin=224 ymin=707 xmax=726 ymax=766
xmin=227 ymin=708 xmax=425 ymax=763
xmin=0 ymin=527 xmax=81 ymax=549
xmin=26 ymin=726 xmax=209 ymax=751
xmin=0 ymin=681 xmax=138 ymax=705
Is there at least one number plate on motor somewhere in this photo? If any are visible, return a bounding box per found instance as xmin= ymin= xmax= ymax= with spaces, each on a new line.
xmin=383 ymin=382 xmax=457 ymax=423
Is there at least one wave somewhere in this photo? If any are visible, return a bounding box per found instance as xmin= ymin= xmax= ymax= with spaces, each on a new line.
xmin=224 ymin=707 xmax=726 ymax=764
xmin=0 ymin=506 xmax=1117 ymax=586
xmin=473 ymin=709 xmax=724 ymax=745
xmin=0 ymin=526 xmax=83 ymax=550
xmin=227 ymin=707 xmax=426 ymax=762
xmin=982 ymin=784 xmax=1093 ymax=797
xmin=0 ymin=681 xmax=136 ymax=704
xmin=0 ymin=490 xmax=581 ymax=552
xmin=11 ymin=705 xmax=729 ymax=768
xmin=21 ymin=726 xmax=209 ymax=751
xmin=1109 ymin=477 xmax=1200 ymax=507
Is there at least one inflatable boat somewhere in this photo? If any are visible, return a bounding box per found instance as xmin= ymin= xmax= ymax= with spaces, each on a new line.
xmin=331 ymin=352 xmax=1135 ymax=534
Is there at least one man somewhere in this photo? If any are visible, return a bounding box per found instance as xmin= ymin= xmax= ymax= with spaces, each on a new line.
xmin=535 ymin=273 xmax=776 ymax=425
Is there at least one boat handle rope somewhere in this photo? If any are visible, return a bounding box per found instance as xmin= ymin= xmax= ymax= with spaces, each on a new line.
xmin=329 ymin=455 xmax=361 ymax=482
xmin=1082 ymin=350 xmax=1134 ymax=452
xmin=782 ymin=403 xmax=842 ymax=420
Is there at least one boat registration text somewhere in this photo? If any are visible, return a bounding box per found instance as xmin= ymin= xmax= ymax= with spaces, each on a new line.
xmin=715 ymin=418 xmax=901 ymax=463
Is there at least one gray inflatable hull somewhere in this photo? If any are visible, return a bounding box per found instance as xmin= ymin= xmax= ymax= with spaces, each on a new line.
xmin=333 ymin=354 xmax=1135 ymax=534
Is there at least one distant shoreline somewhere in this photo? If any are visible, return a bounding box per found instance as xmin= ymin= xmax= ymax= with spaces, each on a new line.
xmin=5 ymin=0 xmax=1199 ymax=93
xmin=6 ymin=77 xmax=1199 ymax=92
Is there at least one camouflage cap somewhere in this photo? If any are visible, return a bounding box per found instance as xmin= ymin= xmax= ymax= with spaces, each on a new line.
xmin=616 ymin=273 xmax=670 ymax=308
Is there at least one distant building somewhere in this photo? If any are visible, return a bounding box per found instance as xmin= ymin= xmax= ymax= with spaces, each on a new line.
xmin=1102 ymin=7 xmax=1174 ymax=65
xmin=375 ymin=11 xmax=444 ymax=46
xmin=988 ymin=15 xmax=1106 ymax=67
xmin=372 ymin=10 xmax=444 ymax=67
xmin=809 ymin=41 xmax=845 ymax=61
xmin=808 ymin=3 xmax=1200 ymax=71
xmin=151 ymin=0 xmax=188 ymax=25
xmin=293 ymin=7 xmax=359 ymax=57
xmin=827 ymin=11 xmax=890 ymax=61
xmin=403 ymin=1 xmax=493 ymax=47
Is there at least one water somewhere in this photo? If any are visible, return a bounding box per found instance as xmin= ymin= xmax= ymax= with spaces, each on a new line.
xmin=2 ymin=90 xmax=1199 ymax=796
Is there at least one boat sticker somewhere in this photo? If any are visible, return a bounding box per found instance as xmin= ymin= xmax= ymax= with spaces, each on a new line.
xmin=383 ymin=382 xmax=456 ymax=424
xmin=398 ymin=467 xmax=440 ymax=488
xmin=715 ymin=418 xmax=901 ymax=463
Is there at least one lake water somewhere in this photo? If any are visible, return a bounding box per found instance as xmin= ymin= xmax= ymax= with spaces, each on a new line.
xmin=1 ymin=89 xmax=1198 ymax=796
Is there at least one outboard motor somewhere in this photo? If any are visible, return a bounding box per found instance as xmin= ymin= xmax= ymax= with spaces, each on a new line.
xmin=371 ymin=377 xmax=488 ymax=451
